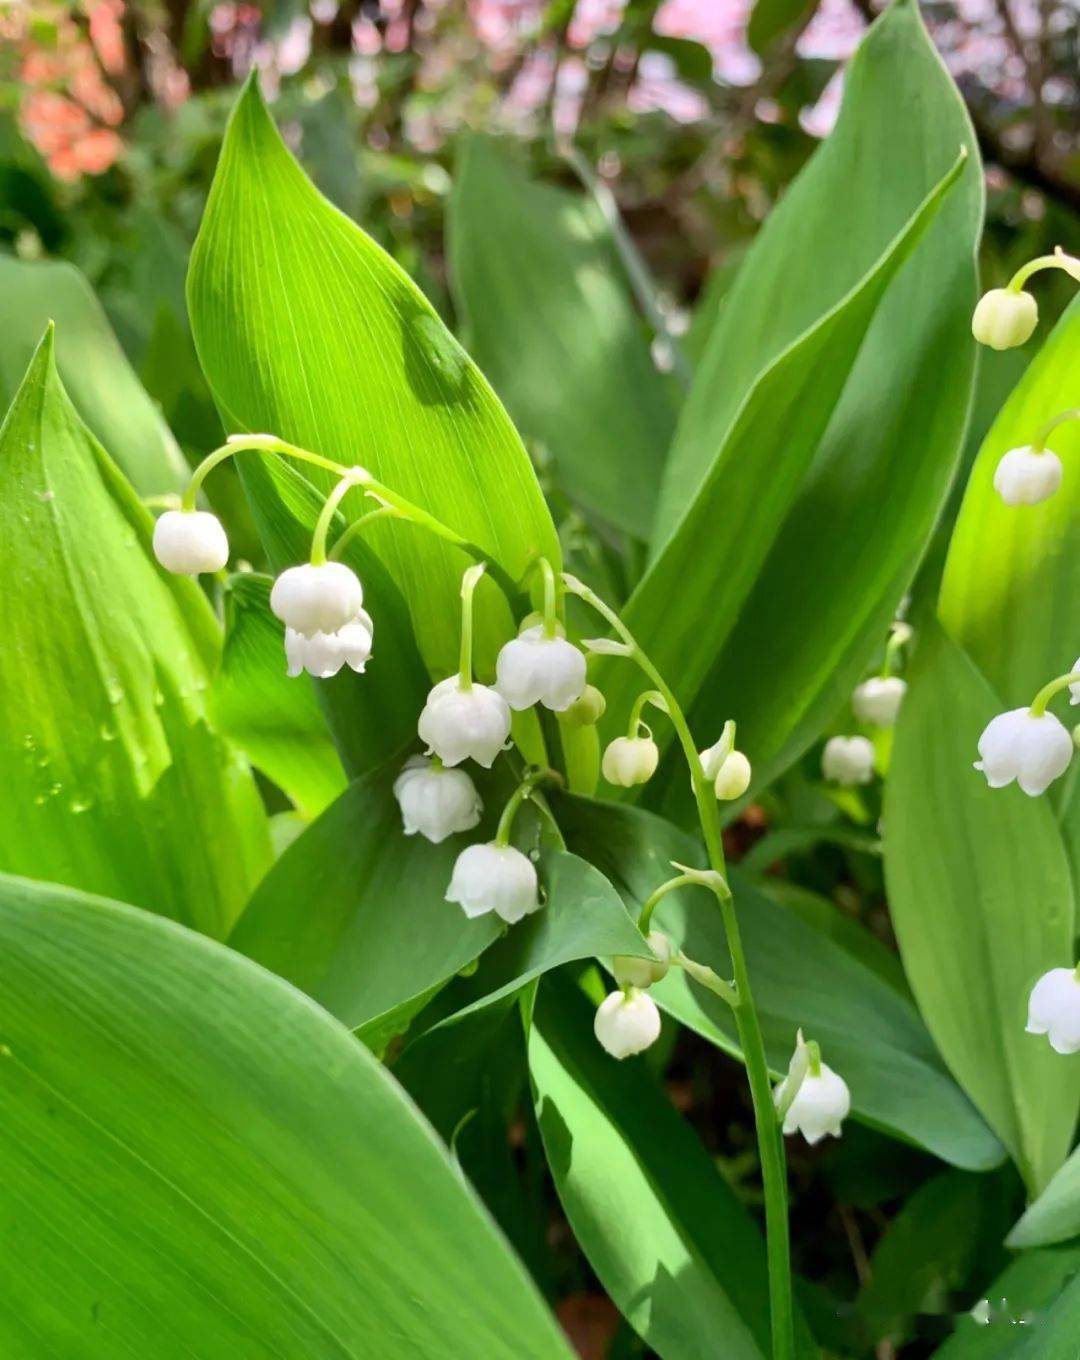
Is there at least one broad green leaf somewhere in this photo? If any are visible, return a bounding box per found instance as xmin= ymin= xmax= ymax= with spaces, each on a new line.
xmin=0 ymin=332 xmax=268 ymax=937
xmin=933 ymin=1245 xmax=1080 ymax=1358
xmin=883 ymin=620 xmax=1078 ymax=1192
xmin=187 ymin=76 xmax=559 ymax=681
xmin=623 ymin=0 xmax=980 ymax=797
xmin=556 ymin=793 xmax=1004 ymax=1171
xmin=449 ymin=136 xmax=675 ymax=537
xmin=1008 ymin=1141 xmax=1080 ymax=1247
xmin=529 ymin=971 xmax=809 ymax=1360
xmin=0 ymin=871 xmax=573 ymax=1359
xmin=232 ymin=763 xmax=649 ymax=1031
xmin=208 ymin=573 xmax=346 ymax=818
xmin=0 ymin=256 xmax=189 ymax=496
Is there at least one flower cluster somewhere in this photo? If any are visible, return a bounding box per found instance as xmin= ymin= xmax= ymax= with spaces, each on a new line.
xmin=821 ymin=622 xmax=909 ymax=786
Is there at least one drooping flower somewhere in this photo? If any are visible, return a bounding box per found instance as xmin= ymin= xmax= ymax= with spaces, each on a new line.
xmin=445 ymin=842 xmax=540 ymax=923
xmin=284 ymin=609 xmax=373 ymax=678
xmin=822 ymin=735 xmax=875 ymax=786
xmin=495 ymin=624 xmax=587 ymax=712
xmin=714 ymin=750 xmax=752 ymax=800
xmin=773 ymin=1041 xmax=850 ymax=1145
xmin=852 ymin=676 xmax=907 ymax=727
xmin=1026 ymin=968 xmax=1080 ymax=1055
xmin=971 ymin=288 xmax=1038 ymax=350
xmin=559 ymin=684 xmax=607 ymax=727
xmin=152 ymin=509 xmax=229 ymax=575
xmin=594 ymin=988 xmax=661 ymax=1058
xmin=602 ymin=735 xmax=659 ymax=787
xmin=393 ymin=756 xmax=482 ymax=844
xmin=993 ymin=446 xmax=1063 ymax=507
xmin=613 ymin=930 xmax=672 ymax=989
xmin=974 ymin=707 xmax=1073 ymax=797
xmin=418 ymin=676 xmax=511 ymax=768
xmin=270 ymin=561 xmax=365 ymax=638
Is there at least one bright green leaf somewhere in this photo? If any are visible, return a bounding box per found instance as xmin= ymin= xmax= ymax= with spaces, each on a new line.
xmin=1008 ymin=1140 xmax=1080 ymax=1247
xmin=933 ymin=1244 xmax=1080 ymax=1358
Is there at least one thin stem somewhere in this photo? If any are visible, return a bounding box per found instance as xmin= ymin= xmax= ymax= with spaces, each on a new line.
xmin=458 ymin=564 xmax=487 ymax=690
xmin=1030 ymin=670 xmax=1080 ymax=716
xmin=183 ymin=434 xmax=349 ymax=510
xmin=637 ymin=873 xmax=697 ymax=933
xmin=538 ymin=557 xmax=559 ymax=638
xmin=1034 ymin=407 xmax=1080 ymax=450
xmin=495 ymin=767 xmax=550 ymax=847
xmin=311 ymin=472 xmax=362 ymax=566
xmin=1008 ymin=251 xmax=1078 ymax=292
xmin=562 ymin=573 xmax=794 ymax=1360
xmin=628 ymin=689 xmax=667 ymax=738
xmin=675 ymin=950 xmax=739 ymax=1008
xmin=881 ymin=622 xmax=913 ymax=680
xmin=329 ymin=504 xmax=406 ymax=560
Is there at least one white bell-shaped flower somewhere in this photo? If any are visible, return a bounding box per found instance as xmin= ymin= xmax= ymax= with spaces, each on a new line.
xmin=822 ymin=735 xmax=875 ymax=786
xmin=971 ymin=288 xmax=1038 ymax=350
xmin=713 ymin=750 xmax=752 ymax=800
xmin=495 ymin=624 xmax=588 ymax=712
xmin=418 ymin=676 xmax=511 ymax=768
xmin=1069 ymin=657 xmax=1080 ymax=706
xmin=613 ymin=931 xmax=672 ymax=989
xmin=602 ymin=735 xmax=659 ymax=787
xmin=1026 ymin=968 xmax=1080 ymax=1055
xmin=445 ymin=842 xmax=540 ymax=924
xmin=285 ymin=608 xmax=373 ymax=679
xmin=152 ymin=509 xmax=229 ymax=575
xmin=594 ymin=988 xmax=661 ymax=1058
xmin=270 ymin=561 xmax=364 ymax=638
xmin=993 ymin=446 xmax=1062 ymax=506
xmin=852 ymin=676 xmax=907 ymax=727
xmin=774 ymin=1059 xmax=850 ymax=1145
xmin=974 ymin=707 xmax=1073 ymax=796
xmin=393 ymin=756 xmax=482 ymax=844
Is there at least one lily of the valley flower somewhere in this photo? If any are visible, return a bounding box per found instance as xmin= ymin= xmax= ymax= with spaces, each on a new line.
xmin=970 ymin=288 xmax=1038 ymax=350
xmin=993 ymin=446 xmax=1063 ymax=506
xmin=559 ymin=684 xmax=607 ymax=727
xmin=270 ymin=561 xmax=365 ymax=638
xmin=852 ymin=676 xmax=907 ymax=727
xmin=594 ymin=988 xmax=661 ymax=1058
xmin=613 ymin=930 xmax=672 ymax=989
xmin=418 ymin=676 xmax=511 ymax=768
xmin=602 ymin=735 xmax=659 ymax=787
xmin=822 ymin=735 xmax=875 ymax=786
xmin=975 ymin=707 xmax=1073 ymax=797
xmin=1026 ymin=968 xmax=1080 ymax=1055
xmin=445 ymin=842 xmax=539 ymax=923
xmin=152 ymin=509 xmax=229 ymax=575
xmin=285 ymin=609 xmax=374 ymax=678
xmin=713 ymin=750 xmax=752 ymax=800
xmin=393 ymin=756 xmax=482 ymax=844
xmin=773 ymin=1034 xmax=850 ymax=1145
xmin=495 ymin=623 xmax=587 ymax=712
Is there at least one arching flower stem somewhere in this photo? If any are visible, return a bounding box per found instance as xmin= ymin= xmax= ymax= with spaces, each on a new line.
xmin=458 ymin=564 xmax=487 ymax=691
xmin=1033 ymin=407 xmax=1080 ymax=451
xmin=1008 ymin=248 xmax=1080 ymax=293
xmin=1030 ymin=670 xmax=1080 ymax=718
xmin=495 ymin=766 xmax=556 ymax=847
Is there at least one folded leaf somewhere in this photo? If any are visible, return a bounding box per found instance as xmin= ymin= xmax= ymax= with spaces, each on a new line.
xmin=1008 ymin=1141 xmax=1080 ymax=1247
xmin=0 ymin=331 xmax=268 ymax=936
xmin=0 ymin=871 xmax=573 ymax=1359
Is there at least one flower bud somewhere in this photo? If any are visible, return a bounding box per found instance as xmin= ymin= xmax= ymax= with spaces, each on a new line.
xmin=993 ymin=446 xmax=1062 ymax=507
xmin=393 ymin=756 xmax=482 ymax=844
xmin=713 ymin=750 xmax=752 ymax=801
xmin=821 ymin=735 xmax=875 ymax=786
xmin=270 ymin=561 xmax=364 ymax=638
xmin=1026 ymin=967 xmax=1080 ymax=1054
xmin=559 ymin=684 xmax=607 ymax=727
xmin=495 ymin=624 xmax=587 ymax=712
xmin=152 ymin=509 xmax=229 ymax=575
xmin=285 ymin=609 xmax=373 ymax=679
xmin=852 ymin=676 xmax=907 ymax=727
xmin=602 ymin=735 xmax=659 ymax=787
xmin=971 ymin=288 xmax=1038 ymax=350
xmin=613 ymin=930 xmax=671 ymax=989
xmin=773 ymin=1056 xmax=850 ymax=1145
xmin=975 ymin=707 xmax=1073 ymax=797
xmin=418 ymin=677 xmax=511 ymax=768
xmin=594 ymin=988 xmax=661 ymax=1058
xmin=445 ymin=842 xmax=540 ymax=924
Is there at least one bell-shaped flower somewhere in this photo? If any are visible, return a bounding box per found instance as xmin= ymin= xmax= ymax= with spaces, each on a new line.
xmin=495 ymin=624 xmax=587 ymax=712
xmin=714 ymin=750 xmax=752 ymax=800
xmin=1026 ymin=968 xmax=1080 ymax=1055
xmin=594 ymin=988 xmax=661 ymax=1059
xmin=602 ymin=735 xmax=659 ymax=787
xmin=152 ymin=509 xmax=229 ymax=575
xmin=822 ymin=735 xmax=875 ymax=786
xmin=418 ymin=676 xmax=511 ymax=768
xmin=974 ymin=707 xmax=1073 ymax=797
xmin=445 ymin=842 xmax=540 ymax=924
xmin=774 ymin=1060 xmax=850 ymax=1145
xmin=971 ymin=288 xmax=1038 ymax=350
xmin=285 ymin=608 xmax=373 ymax=679
xmin=993 ymin=446 xmax=1062 ymax=506
xmin=852 ymin=676 xmax=907 ymax=727
xmin=393 ymin=756 xmax=482 ymax=844
xmin=270 ymin=561 xmax=364 ymax=638
xmin=613 ymin=930 xmax=672 ymax=989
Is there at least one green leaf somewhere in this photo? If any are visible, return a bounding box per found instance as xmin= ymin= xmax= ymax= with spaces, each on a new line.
xmin=449 ymin=136 xmax=676 ymax=538
xmin=933 ymin=1246 xmax=1080 ymax=1358
xmin=208 ymin=573 xmax=346 ymax=818
xmin=1008 ymin=1141 xmax=1080 ymax=1247
xmin=0 ymin=331 xmax=269 ymax=937
xmin=747 ymin=0 xmax=819 ymax=54
xmin=556 ymin=793 xmax=1004 ymax=1171
xmin=0 ymin=871 xmax=573 ymax=1359
xmin=883 ymin=619 xmax=1079 ymax=1192
xmin=0 ymin=256 xmax=189 ymax=496
xmin=231 ymin=763 xmax=649 ymax=1031
xmin=187 ymin=76 xmax=560 ymax=681
xmin=621 ymin=0 xmax=980 ymax=798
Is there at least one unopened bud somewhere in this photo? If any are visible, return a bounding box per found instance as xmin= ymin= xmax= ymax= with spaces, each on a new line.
xmin=560 ymin=684 xmax=607 ymax=727
xmin=613 ymin=931 xmax=671 ymax=988
xmin=971 ymin=288 xmax=1038 ymax=350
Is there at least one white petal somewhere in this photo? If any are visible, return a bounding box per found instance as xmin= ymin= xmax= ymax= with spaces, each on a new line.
xmin=270 ymin=562 xmax=364 ymax=637
xmin=152 ymin=510 xmax=229 ymax=575
xmin=594 ymin=990 xmax=661 ymax=1058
